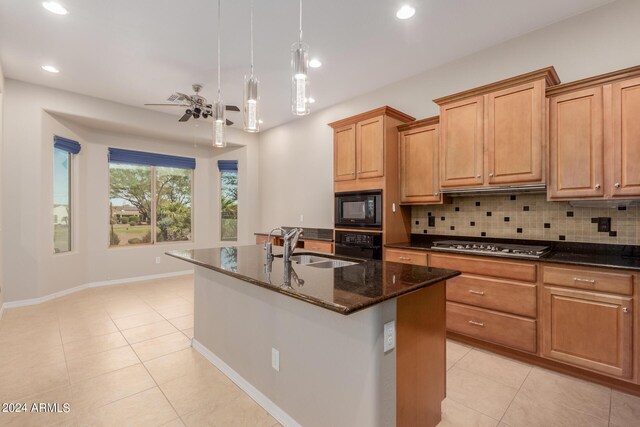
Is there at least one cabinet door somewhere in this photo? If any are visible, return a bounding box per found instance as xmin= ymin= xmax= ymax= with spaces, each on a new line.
xmin=542 ymin=286 xmax=633 ymax=379
xmin=548 ymin=88 xmax=605 ymax=199
xmin=611 ymin=77 xmax=640 ymax=198
xmin=487 ymin=81 xmax=544 ymax=185
xmin=439 ymin=97 xmax=484 ymax=188
xmin=399 ymin=125 xmax=441 ymax=204
xmin=356 ymin=116 xmax=385 ymax=179
xmin=334 ymin=124 xmax=356 ymax=182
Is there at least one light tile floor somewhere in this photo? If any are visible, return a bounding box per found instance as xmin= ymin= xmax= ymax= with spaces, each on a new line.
xmin=0 ymin=276 xmax=639 ymax=426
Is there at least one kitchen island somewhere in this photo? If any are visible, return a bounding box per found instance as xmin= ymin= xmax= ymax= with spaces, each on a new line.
xmin=167 ymin=245 xmax=459 ymax=427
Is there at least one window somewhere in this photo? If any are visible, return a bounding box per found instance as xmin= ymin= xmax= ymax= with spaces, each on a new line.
xmin=219 ymin=160 xmax=238 ymax=241
xmin=108 ymin=148 xmax=195 ymax=247
xmin=53 ymin=136 xmax=80 ymax=253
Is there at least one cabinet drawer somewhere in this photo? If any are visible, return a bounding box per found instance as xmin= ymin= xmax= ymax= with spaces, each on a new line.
xmin=446 ymin=274 xmax=537 ymax=318
xmin=430 ymin=253 xmax=537 ymax=282
xmin=385 ymin=248 xmax=429 ymax=266
xmin=447 ymin=302 xmax=537 ymax=353
xmin=543 ymin=265 xmax=633 ymax=295
xmin=304 ymin=240 xmax=333 ymax=254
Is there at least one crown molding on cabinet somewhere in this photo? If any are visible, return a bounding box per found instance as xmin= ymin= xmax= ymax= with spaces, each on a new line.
xmin=433 ymin=66 xmax=560 ymax=106
xmin=397 ymin=115 xmax=440 ymax=132
xmin=327 ymin=106 xmax=415 ymax=129
xmin=546 ymin=64 xmax=640 ymax=97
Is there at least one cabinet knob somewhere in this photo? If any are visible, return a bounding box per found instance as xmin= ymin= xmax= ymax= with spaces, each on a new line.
xmin=615 ymin=182 xmax=621 ymax=188
xmin=595 ymin=184 xmax=601 ymax=189
xmin=434 ymin=192 xmax=439 ymax=196
xmin=489 ymin=173 xmax=494 ymax=177
xmin=623 ymin=307 xmax=630 ymax=313
xmin=476 ymin=174 xmax=482 ymax=179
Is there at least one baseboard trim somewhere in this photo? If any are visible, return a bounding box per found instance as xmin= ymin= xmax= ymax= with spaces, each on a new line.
xmin=1 ymin=270 xmax=194 ymax=310
xmin=192 ymin=338 xmax=301 ymax=427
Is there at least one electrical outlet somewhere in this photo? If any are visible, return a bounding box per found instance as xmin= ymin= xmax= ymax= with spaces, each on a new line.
xmin=383 ymin=321 xmax=395 ymax=352
xmin=271 ymin=348 xmax=280 ymax=371
xmin=299 ymin=214 xmax=304 ymax=223
xmin=155 ymin=257 xmax=161 ymax=264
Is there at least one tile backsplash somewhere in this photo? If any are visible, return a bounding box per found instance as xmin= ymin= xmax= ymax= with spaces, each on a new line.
xmin=411 ymin=193 xmax=640 ymax=245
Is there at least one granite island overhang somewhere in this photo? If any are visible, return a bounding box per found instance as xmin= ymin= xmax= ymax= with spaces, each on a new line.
xmin=167 ymin=245 xmax=460 ymax=427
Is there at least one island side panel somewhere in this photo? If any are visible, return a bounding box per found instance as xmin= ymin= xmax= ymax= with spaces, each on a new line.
xmin=396 ymin=281 xmax=446 ymax=427
xmin=193 ymin=266 xmax=397 ymax=427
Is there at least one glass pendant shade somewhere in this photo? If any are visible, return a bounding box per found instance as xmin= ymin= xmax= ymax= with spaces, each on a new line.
xmin=212 ymin=100 xmax=226 ymax=148
xmin=243 ymin=75 xmax=259 ymax=132
xmin=291 ymin=42 xmax=310 ymax=116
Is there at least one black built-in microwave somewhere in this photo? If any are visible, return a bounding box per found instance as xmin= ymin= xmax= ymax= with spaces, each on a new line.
xmin=334 ymin=190 xmax=382 ymax=230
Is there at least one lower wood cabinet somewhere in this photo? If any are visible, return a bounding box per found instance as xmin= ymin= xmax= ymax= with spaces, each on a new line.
xmin=447 ymin=302 xmax=537 ymax=353
xmin=385 ymin=247 xmax=639 ymax=386
xmin=446 ymin=274 xmax=537 ymax=318
xmin=303 ymin=239 xmax=333 ymax=254
xmin=542 ymin=284 xmax=634 ymax=379
xmin=384 ymin=248 xmax=429 ymax=266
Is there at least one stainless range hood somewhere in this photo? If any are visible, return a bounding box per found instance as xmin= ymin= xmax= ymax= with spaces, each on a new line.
xmin=440 ymin=184 xmax=547 ymax=197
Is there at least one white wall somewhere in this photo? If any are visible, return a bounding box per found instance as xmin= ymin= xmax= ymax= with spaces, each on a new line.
xmin=258 ymin=0 xmax=640 ymax=230
xmin=2 ymin=79 xmax=259 ymax=303
xmin=0 ymin=60 xmax=5 ymax=312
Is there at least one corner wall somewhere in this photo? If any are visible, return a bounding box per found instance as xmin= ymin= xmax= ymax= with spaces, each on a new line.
xmin=1 ymin=79 xmax=260 ymax=303
xmin=257 ymin=0 xmax=640 ymax=231
xmin=0 ymin=61 xmax=5 ymax=312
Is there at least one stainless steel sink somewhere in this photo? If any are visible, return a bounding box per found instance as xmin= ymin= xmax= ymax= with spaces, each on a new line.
xmin=289 ymin=253 xmax=361 ymax=269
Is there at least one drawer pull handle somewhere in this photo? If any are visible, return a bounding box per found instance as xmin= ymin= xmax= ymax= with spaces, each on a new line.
xmin=468 ymin=290 xmax=485 ymax=296
xmin=399 ymin=257 xmax=411 ymax=261
xmin=468 ymin=320 xmax=484 ymax=327
xmin=573 ymin=277 xmax=595 ymax=284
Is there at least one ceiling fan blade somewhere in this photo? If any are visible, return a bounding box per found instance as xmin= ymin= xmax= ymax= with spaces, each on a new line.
xmin=179 ymin=113 xmax=192 ymax=122
xmin=145 ymin=103 xmax=189 ymax=107
xmin=225 ymin=105 xmax=240 ymax=112
xmin=226 ymin=119 xmax=234 ymax=126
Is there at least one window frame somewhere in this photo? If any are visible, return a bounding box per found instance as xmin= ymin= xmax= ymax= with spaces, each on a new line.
xmin=53 ymin=146 xmax=73 ymax=255
xmin=108 ymin=163 xmax=194 ymax=248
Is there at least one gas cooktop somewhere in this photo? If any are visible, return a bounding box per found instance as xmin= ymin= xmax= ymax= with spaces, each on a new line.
xmin=431 ymin=240 xmax=550 ymax=259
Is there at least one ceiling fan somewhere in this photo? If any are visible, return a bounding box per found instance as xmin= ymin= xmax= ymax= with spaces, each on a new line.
xmin=144 ymin=84 xmax=240 ymax=124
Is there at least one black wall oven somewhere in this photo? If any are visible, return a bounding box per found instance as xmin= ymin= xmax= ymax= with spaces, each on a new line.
xmin=334 ymin=190 xmax=382 ymax=230
xmin=334 ymin=230 xmax=383 ymax=260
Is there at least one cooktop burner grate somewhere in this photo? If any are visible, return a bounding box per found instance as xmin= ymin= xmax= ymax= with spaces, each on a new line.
xmin=431 ymin=240 xmax=550 ymax=258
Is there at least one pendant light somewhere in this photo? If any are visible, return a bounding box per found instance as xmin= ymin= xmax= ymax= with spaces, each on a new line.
xmin=213 ymin=0 xmax=227 ymax=148
xmin=291 ymin=0 xmax=310 ymax=116
xmin=243 ymin=0 xmax=259 ymax=132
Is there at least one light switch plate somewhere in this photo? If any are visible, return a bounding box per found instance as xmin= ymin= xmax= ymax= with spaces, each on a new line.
xmin=383 ymin=321 xmax=395 ymax=353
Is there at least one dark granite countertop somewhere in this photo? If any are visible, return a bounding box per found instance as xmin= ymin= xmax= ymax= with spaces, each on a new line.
xmin=167 ymin=245 xmax=459 ymax=315
xmin=254 ymin=227 xmax=334 ymax=242
xmin=385 ymin=234 xmax=640 ymax=272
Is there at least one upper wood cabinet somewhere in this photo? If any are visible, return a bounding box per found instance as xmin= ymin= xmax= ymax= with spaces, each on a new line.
xmin=434 ymin=67 xmax=560 ymax=190
xmin=329 ymin=106 xmax=414 ymax=191
xmin=611 ymin=76 xmax=640 ymax=198
xmin=334 ymin=124 xmax=356 ymax=182
xmin=439 ymin=97 xmax=484 ymax=188
xmin=356 ymin=116 xmax=385 ymax=179
xmin=547 ymin=66 xmax=640 ymax=200
xmin=398 ymin=117 xmax=442 ymax=204
xmin=548 ymin=87 xmax=605 ymax=199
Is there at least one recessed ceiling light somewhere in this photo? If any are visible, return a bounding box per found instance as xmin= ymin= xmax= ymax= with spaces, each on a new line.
xmin=308 ymin=97 xmax=316 ymax=104
xmin=396 ymin=5 xmax=415 ymax=20
xmin=309 ymin=58 xmax=322 ymax=68
xmin=41 ymin=65 xmax=60 ymax=73
xmin=42 ymin=1 xmax=68 ymax=15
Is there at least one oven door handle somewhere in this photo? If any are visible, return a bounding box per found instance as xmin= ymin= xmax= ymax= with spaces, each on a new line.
xmin=335 ymin=243 xmax=381 ymax=250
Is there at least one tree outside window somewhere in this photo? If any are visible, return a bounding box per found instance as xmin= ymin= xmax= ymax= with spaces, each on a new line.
xmin=109 ymin=163 xmax=192 ymax=246
xmin=220 ymin=170 xmax=238 ymax=241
